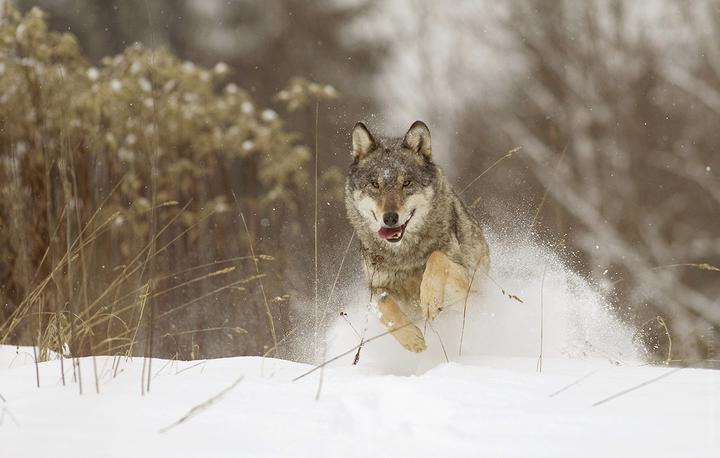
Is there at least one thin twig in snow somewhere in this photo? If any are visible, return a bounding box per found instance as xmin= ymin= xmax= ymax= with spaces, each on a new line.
xmin=632 ymin=316 xmax=673 ymax=365
xmin=339 ymin=312 xmax=361 ymax=338
xmin=313 ymin=100 xmax=319 ymax=353
xmin=528 ymin=143 xmax=568 ymax=235
xmin=315 ymin=365 xmax=324 ymax=401
xmin=152 ymin=357 xmax=175 ymax=380
xmin=427 ymin=321 xmax=449 ymax=363
xmin=319 ymin=231 xmax=355 ymax=330
xmin=459 ymin=256 xmax=490 ymax=356
xmin=293 ymin=319 xmax=423 ymax=382
xmin=0 ymin=405 xmax=20 ymax=427
xmin=592 ymin=367 xmax=683 ymax=407
xmin=351 ymin=261 xmax=377 ymax=366
xmin=159 ymin=376 xmax=244 ymax=433
xmin=175 ymin=361 xmax=206 ymax=376
xmin=31 ymin=343 xmax=39 ymax=388
xmin=651 ymin=262 xmax=720 ymax=273
xmin=233 ymin=193 xmax=278 ymax=356
xmin=536 ymin=264 xmax=547 ymax=373
xmin=312 ymin=101 xmax=323 ymax=400
xmin=548 ymin=371 xmax=597 ymax=398
xmin=92 ymin=356 xmax=100 ymax=394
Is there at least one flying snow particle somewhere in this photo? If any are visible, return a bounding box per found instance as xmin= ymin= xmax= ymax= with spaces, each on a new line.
xmin=110 ymin=79 xmax=122 ymax=92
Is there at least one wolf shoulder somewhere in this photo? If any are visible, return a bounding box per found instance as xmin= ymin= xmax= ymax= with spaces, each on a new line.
xmin=445 ymin=187 xmax=490 ymax=274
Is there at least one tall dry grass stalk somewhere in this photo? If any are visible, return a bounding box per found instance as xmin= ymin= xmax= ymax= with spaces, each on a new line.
xmin=1 ymin=6 xmax=335 ymax=364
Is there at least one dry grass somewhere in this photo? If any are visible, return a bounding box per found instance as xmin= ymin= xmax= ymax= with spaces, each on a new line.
xmin=0 ymin=6 xmax=341 ymax=365
xmin=0 ymin=184 xmax=276 ymax=364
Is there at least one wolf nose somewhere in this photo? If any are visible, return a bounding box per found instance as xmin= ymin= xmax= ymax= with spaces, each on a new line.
xmin=383 ymin=212 xmax=399 ymax=226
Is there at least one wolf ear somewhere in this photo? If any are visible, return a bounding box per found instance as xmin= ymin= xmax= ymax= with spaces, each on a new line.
xmin=351 ymin=122 xmax=376 ymax=160
xmin=403 ymin=120 xmax=432 ymax=159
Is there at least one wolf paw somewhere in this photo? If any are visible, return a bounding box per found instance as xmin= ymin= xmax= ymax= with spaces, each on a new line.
xmin=393 ymin=324 xmax=427 ymax=353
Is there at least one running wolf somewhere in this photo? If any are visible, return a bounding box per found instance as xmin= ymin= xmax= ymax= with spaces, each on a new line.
xmin=345 ymin=121 xmax=490 ymax=352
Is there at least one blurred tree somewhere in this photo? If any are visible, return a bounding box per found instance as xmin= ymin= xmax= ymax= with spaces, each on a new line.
xmin=12 ymin=0 xmax=389 ymax=354
xmin=494 ymin=0 xmax=720 ymax=361
xmin=0 ymin=5 xmax=330 ymax=359
xmin=14 ymin=0 xmax=385 ymax=149
xmin=374 ymin=0 xmax=720 ymax=361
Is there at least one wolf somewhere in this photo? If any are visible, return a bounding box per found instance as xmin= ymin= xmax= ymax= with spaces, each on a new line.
xmin=345 ymin=121 xmax=490 ymax=352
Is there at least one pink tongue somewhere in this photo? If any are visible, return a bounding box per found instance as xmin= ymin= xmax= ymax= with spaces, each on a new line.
xmin=378 ymin=226 xmax=402 ymax=239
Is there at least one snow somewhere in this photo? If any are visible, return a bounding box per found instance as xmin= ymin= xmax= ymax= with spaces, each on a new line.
xmin=1 ymin=237 xmax=717 ymax=457
xmin=0 ymin=347 xmax=717 ymax=458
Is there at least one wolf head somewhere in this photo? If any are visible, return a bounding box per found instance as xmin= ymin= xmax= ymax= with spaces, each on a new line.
xmin=345 ymin=121 xmax=439 ymax=247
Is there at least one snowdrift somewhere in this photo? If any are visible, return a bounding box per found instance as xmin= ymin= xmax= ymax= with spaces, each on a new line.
xmin=1 ymin=236 xmax=717 ymax=457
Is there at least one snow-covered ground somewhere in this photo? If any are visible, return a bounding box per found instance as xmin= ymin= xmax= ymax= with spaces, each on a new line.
xmin=0 ymin=347 xmax=717 ymax=458
xmin=1 ymin=237 xmax=717 ymax=457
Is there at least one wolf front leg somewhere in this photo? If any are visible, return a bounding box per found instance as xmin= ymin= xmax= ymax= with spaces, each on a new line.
xmin=376 ymin=294 xmax=426 ymax=353
xmin=420 ymin=251 xmax=470 ymax=320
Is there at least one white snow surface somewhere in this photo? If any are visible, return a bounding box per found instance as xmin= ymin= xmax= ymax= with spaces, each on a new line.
xmin=1 ymin=237 xmax=718 ymax=457
xmin=0 ymin=347 xmax=718 ymax=458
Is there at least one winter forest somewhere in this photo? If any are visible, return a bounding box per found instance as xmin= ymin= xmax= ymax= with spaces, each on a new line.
xmin=0 ymin=1 xmax=718 ymax=457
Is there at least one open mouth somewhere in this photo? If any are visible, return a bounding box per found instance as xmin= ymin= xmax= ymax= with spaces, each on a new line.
xmin=377 ymin=210 xmax=414 ymax=243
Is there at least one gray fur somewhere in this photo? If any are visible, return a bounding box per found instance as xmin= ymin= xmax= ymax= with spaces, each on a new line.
xmin=345 ymin=121 xmax=490 ymax=321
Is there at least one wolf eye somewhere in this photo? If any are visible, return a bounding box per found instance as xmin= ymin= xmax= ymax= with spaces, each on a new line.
xmin=402 ymin=180 xmax=412 ymax=188
xmin=370 ymin=181 xmax=379 ymax=189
